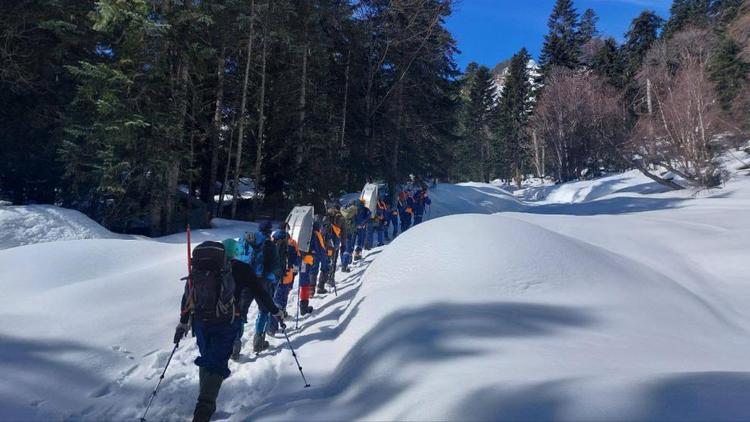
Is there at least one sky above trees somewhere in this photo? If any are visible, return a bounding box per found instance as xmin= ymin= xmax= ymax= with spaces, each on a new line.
xmin=446 ymin=0 xmax=671 ymax=69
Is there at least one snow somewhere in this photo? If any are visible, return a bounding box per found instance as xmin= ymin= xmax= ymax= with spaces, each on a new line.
xmin=2 ymin=151 xmax=750 ymax=420
xmin=0 ymin=204 xmax=124 ymax=250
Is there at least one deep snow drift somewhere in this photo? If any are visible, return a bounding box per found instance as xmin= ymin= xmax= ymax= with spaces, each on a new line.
xmin=0 ymin=205 xmax=124 ymax=250
xmin=1 ymin=153 xmax=750 ymax=421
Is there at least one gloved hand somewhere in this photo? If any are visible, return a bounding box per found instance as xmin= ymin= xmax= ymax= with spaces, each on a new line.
xmin=273 ymin=310 xmax=286 ymax=329
xmin=173 ymin=322 xmax=190 ymax=344
xmin=292 ymin=265 xmax=300 ymax=273
xmin=266 ymin=273 xmax=276 ymax=283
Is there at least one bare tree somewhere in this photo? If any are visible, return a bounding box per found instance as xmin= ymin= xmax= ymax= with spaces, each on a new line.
xmin=630 ymin=29 xmax=725 ymax=188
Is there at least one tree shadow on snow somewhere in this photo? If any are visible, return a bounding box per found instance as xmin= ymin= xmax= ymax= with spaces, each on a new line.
xmin=524 ymin=196 xmax=688 ymax=216
xmin=451 ymin=371 xmax=750 ymax=421
xmin=246 ymin=302 xmax=595 ymax=421
xmin=0 ymin=334 xmax=126 ymax=420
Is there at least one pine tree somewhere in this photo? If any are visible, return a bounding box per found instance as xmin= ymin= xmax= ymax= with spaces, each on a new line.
xmin=592 ymin=37 xmax=625 ymax=89
xmin=708 ymin=35 xmax=749 ymax=110
xmin=578 ymin=8 xmax=599 ymax=46
xmin=496 ymin=48 xmax=533 ymax=186
xmin=539 ymin=0 xmax=580 ymax=77
xmin=663 ymin=0 xmax=711 ymax=37
xmin=462 ymin=65 xmax=496 ymax=182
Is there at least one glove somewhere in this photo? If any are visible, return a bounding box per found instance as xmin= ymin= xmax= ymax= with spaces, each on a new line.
xmin=266 ymin=273 xmax=276 ymax=283
xmin=173 ymin=322 xmax=190 ymax=344
xmin=292 ymin=265 xmax=300 ymax=273
xmin=273 ymin=310 xmax=286 ymax=329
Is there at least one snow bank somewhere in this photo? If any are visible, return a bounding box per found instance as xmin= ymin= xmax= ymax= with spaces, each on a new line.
xmin=0 ymin=205 xmax=123 ymax=250
xmin=247 ymin=214 xmax=750 ymax=421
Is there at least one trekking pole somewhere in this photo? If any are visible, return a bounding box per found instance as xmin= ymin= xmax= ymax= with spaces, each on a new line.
xmin=140 ymin=342 xmax=179 ymax=422
xmin=278 ymin=320 xmax=311 ymax=388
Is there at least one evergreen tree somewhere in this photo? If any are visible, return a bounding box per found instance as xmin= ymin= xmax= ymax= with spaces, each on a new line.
xmin=578 ymin=8 xmax=599 ymax=46
xmin=539 ymin=0 xmax=580 ymax=77
xmin=708 ymin=35 xmax=749 ymax=110
xmin=592 ymin=37 xmax=625 ymax=89
xmin=663 ymin=0 xmax=711 ymax=37
xmin=462 ymin=65 xmax=496 ymax=182
xmin=496 ymin=48 xmax=533 ymax=186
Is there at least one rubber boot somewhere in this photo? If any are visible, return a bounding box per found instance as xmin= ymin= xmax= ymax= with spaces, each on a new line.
xmin=193 ymin=367 xmax=224 ymax=422
xmin=300 ymin=299 xmax=313 ymax=316
xmin=252 ymin=332 xmax=269 ymax=354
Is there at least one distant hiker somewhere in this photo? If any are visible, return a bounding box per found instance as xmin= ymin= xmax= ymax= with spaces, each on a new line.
xmin=412 ymin=189 xmax=431 ymax=225
xmin=324 ymin=205 xmax=345 ymax=284
xmin=267 ymin=223 xmax=300 ymax=336
xmin=353 ymin=199 xmax=371 ymax=261
xmin=174 ymin=240 xmax=282 ymax=422
xmin=311 ymin=221 xmax=332 ymax=295
xmin=387 ymin=196 xmax=400 ymax=240
xmin=398 ymin=190 xmax=413 ymax=232
xmin=298 ymin=254 xmax=315 ymax=315
xmin=339 ymin=201 xmax=357 ymax=272
xmin=371 ymin=197 xmax=387 ymax=247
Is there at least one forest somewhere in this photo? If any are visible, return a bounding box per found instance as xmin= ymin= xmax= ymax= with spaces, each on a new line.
xmin=1 ymin=0 xmax=748 ymax=235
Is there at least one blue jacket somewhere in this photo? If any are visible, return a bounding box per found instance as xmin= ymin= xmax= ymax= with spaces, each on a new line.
xmin=237 ymin=231 xmax=278 ymax=281
xmin=310 ymin=227 xmax=330 ymax=272
xmin=412 ymin=191 xmax=431 ymax=216
xmin=355 ymin=204 xmax=371 ymax=226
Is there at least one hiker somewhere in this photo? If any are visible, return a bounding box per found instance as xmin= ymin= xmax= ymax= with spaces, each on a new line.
xmin=398 ymin=190 xmax=413 ymax=232
xmin=250 ymin=221 xmax=280 ymax=352
xmin=413 ymin=189 xmax=431 ymax=225
xmin=324 ymin=205 xmax=345 ymax=285
xmin=311 ymin=221 xmax=331 ymax=294
xmin=339 ymin=201 xmax=357 ymax=272
xmin=371 ymin=196 xmax=387 ymax=247
xmin=387 ymin=196 xmax=399 ymax=240
xmin=174 ymin=240 xmax=283 ymax=422
xmin=298 ymin=253 xmax=315 ymax=315
xmin=267 ymin=223 xmax=300 ymax=336
xmin=353 ymin=199 xmax=371 ymax=261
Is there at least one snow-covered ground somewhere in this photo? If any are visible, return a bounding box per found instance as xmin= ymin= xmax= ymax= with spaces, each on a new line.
xmin=0 ymin=205 xmax=125 ymax=250
xmin=1 ymin=151 xmax=750 ymax=421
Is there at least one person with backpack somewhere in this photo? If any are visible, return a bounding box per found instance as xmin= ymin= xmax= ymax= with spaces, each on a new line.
xmin=298 ymin=253 xmax=315 ymax=315
xmin=370 ymin=197 xmax=387 ymax=247
xmin=353 ymin=199 xmax=371 ymax=261
xmin=413 ymin=189 xmax=431 ymax=225
xmin=398 ymin=190 xmax=413 ymax=232
xmin=322 ymin=205 xmax=344 ymax=287
xmin=267 ymin=223 xmax=299 ymax=336
xmin=247 ymin=221 xmax=281 ymax=353
xmin=387 ymin=196 xmax=400 ymax=240
xmin=339 ymin=201 xmax=357 ymax=272
xmin=174 ymin=240 xmax=282 ymax=422
xmin=310 ymin=221 xmax=332 ymax=295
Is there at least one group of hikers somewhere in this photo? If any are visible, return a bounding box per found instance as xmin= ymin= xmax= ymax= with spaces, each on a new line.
xmin=170 ymin=184 xmax=432 ymax=421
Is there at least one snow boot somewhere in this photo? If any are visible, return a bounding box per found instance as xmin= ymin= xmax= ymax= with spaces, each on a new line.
xmin=266 ymin=323 xmax=278 ymax=337
xmin=252 ymin=333 xmax=269 ymax=354
xmin=230 ymin=339 xmax=242 ymax=361
xmin=193 ymin=367 xmax=224 ymax=422
xmin=317 ymin=272 xmax=329 ymax=294
xmin=300 ymin=299 xmax=313 ymax=316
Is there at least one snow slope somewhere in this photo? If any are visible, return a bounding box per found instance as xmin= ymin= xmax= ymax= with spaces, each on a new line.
xmin=0 ymin=205 xmax=124 ymax=250
xmin=1 ymin=153 xmax=750 ymax=421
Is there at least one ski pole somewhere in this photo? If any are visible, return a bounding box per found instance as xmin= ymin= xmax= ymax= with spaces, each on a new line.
xmin=278 ymin=319 xmax=311 ymax=388
xmin=140 ymin=342 xmax=179 ymax=422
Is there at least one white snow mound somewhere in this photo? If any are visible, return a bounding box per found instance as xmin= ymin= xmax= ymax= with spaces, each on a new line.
xmin=0 ymin=205 xmax=122 ymax=250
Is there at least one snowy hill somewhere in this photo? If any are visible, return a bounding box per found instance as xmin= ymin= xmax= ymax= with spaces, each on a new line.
xmin=1 ymin=152 xmax=750 ymax=420
xmin=0 ymin=205 xmax=124 ymax=250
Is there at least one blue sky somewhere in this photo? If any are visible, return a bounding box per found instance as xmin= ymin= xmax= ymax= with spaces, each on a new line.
xmin=446 ymin=0 xmax=672 ymax=70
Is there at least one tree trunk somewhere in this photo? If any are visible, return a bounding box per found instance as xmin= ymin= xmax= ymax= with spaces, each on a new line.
xmin=208 ymin=47 xmax=226 ymax=217
xmin=340 ymin=48 xmax=351 ymax=149
xmin=252 ymin=29 xmax=268 ymax=215
xmin=296 ymin=40 xmax=309 ymax=166
xmin=231 ymin=0 xmax=255 ymax=219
